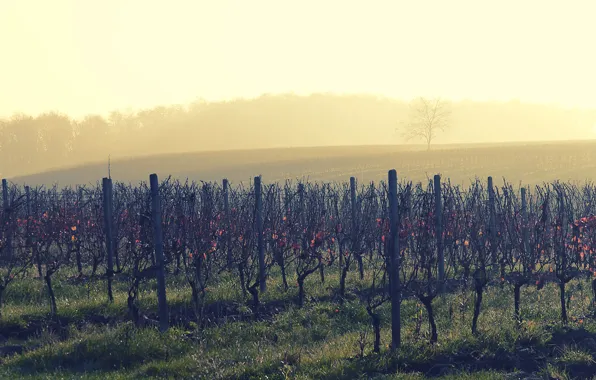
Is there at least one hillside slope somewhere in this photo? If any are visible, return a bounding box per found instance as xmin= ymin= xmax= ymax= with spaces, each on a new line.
xmin=9 ymin=141 xmax=596 ymax=187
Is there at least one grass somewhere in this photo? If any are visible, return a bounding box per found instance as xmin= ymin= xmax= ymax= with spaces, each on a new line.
xmin=1 ymin=266 xmax=596 ymax=379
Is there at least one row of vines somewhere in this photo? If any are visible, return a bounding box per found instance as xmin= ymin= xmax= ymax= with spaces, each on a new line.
xmin=1 ymin=173 xmax=596 ymax=351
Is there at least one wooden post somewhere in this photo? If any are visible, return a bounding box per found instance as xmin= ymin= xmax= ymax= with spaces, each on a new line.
xmin=388 ymin=169 xmax=401 ymax=350
xmin=1 ymin=179 xmax=8 ymax=211
xmin=350 ymin=177 xmax=363 ymax=279
xmin=25 ymin=185 xmax=31 ymax=246
xmin=350 ymin=177 xmax=357 ymax=240
xmin=487 ymin=176 xmax=499 ymax=277
xmin=298 ymin=183 xmax=307 ymax=253
xmin=28 ymin=186 xmax=43 ymax=278
xmin=24 ymin=186 xmax=39 ymax=277
xmin=434 ymin=174 xmax=445 ymax=292
xmin=150 ymin=174 xmax=169 ymax=332
xmin=223 ymin=179 xmax=232 ymax=269
xmin=110 ymin=184 xmax=120 ymax=272
xmin=521 ymin=188 xmax=529 ymax=256
xmin=487 ymin=177 xmax=495 ymax=220
xmin=102 ymin=178 xmax=114 ymax=303
xmin=556 ymin=185 xmax=568 ymax=323
xmin=319 ymin=183 xmax=327 ymax=281
xmin=321 ymin=183 xmax=327 ymax=216
xmin=255 ymin=176 xmax=266 ymax=293
xmin=24 ymin=186 xmax=31 ymax=216
xmin=76 ymin=187 xmax=84 ymax=275
xmin=2 ymin=179 xmax=12 ymax=260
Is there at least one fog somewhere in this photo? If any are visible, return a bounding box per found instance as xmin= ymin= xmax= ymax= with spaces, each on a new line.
xmin=1 ymin=1 xmax=595 ymax=179
xmin=1 ymin=94 xmax=595 ymax=180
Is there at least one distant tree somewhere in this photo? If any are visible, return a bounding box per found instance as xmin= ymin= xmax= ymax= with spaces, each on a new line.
xmin=400 ymin=97 xmax=450 ymax=150
xmin=1 ymin=114 xmax=41 ymax=172
xmin=72 ymin=115 xmax=111 ymax=162
xmin=108 ymin=110 xmax=140 ymax=135
xmin=36 ymin=112 xmax=74 ymax=165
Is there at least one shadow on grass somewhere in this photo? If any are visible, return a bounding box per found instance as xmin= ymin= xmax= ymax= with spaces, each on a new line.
xmin=242 ymin=325 xmax=596 ymax=380
xmin=0 ymin=293 xmax=301 ymax=345
xmin=361 ymin=327 xmax=596 ymax=379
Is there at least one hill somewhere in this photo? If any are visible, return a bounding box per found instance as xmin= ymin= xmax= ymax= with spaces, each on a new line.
xmin=10 ymin=140 xmax=596 ymax=187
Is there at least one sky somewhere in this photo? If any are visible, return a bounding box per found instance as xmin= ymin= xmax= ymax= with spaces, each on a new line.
xmin=0 ymin=0 xmax=595 ymax=119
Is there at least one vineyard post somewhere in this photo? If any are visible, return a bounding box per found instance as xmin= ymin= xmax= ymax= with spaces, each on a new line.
xmin=1 ymin=179 xmax=7 ymax=210
xmin=31 ymin=187 xmax=43 ymax=278
xmin=75 ymin=187 xmax=84 ymax=275
xmin=434 ymin=174 xmax=445 ymax=293
xmin=319 ymin=183 xmax=327 ymax=283
xmin=25 ymin=185 xmax=33 ymax=268
xmin=25 ymin=186 xmax=31 ymax=216
xmin=388 ymin=169 xmax=401 ymax=350
xmin=350 ymin=177 xmax=356 ymax=242
xmin=255 ymin=176 xmax=266 ymax=293
xmin=150 ymin=173 xmax=169 ymax=332
xmin=521 ymin=188 xmax=529 ymax=255
xmin=556 ymin=186 xmax=568 ymax=324
xmin=25 ymin=186 xmax=36 ymax=276
xmin=350 ymin=177 xmax=363 ymax=279
xmin=298 ymin=183 xmax=307 ymax=253
xmin=321 ymin=184 xmax=327 ymax=215
xmin=223 ymin=179 xmax=232 ymax=270
xmin=2 ymin=179 xmax=12 ymax=260
xmin=102 ymin=178 xmax=114 ymax=303
xmin=110 ymin=184 xmax=120 ymax=272
xmin=487 ymin=177 xmax=499 ymax=277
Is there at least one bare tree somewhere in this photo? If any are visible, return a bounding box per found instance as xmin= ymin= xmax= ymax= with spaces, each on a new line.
xmin=400 ymin=97 xmax=450 ymax=150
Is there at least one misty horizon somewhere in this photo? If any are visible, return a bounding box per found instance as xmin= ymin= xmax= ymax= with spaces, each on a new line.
xmin=1 ymin=0 xmax=595 ymax=182
xmin=1 ymin=93 xmax=596 ymax=179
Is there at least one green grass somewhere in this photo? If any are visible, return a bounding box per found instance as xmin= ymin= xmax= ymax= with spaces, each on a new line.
xmin=1 ymin=266 xmax=596 ymax=379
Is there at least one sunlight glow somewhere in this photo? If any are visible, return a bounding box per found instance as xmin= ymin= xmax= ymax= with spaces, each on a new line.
xmin=1 ymin=0 xmax=595 ymax=118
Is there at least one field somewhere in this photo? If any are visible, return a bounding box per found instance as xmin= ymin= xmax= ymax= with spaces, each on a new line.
xmin=2 ymin=141 xmax=596 ymax=379
xmin=9 ymin=140 xmax=596 ymax=187
xmin=1 ymin=266 xmax=596 ymax=379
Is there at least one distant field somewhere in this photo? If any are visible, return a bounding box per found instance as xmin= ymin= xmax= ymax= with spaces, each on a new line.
xmin=9 ymin=140 xmax=596 ymax=187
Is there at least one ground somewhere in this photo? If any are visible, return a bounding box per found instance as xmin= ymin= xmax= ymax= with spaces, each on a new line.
xmin=4 ymin=141 xmax=596 ymax=378
xmin=1 ymin=266 xmax=596 ymax=379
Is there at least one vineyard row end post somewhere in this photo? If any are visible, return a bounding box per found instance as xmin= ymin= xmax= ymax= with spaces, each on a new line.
xmin=434 ymin=174 xmax=445 ymax=293
xmin=102 ymin=177 xmax=114 ymax=303
xmin=1 ymin=179 xmax=12 ymax=260
xmin=388 ymin=169 xmax=401 ymax=350
xmin=255 ymin=176 xmax=266 ymax=293
xmin=222 ymin=179 xmax=232 ymax=270
xmin=150 ymin=173 xmax=169 ymax=333
xmin=487 ymin=177 xmax=500 ymax=279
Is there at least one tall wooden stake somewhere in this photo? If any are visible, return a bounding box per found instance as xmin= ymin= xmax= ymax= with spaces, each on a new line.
xmin=223 ymin=179 xmax=232 ymax=269
xmin=102 ymin=178 xmax=114 ymax=303
xmin=388 ymin=169 xmax=401 ymax=350
xmin=434 ymin=174 xmax=445 ymax=292
xmin=150 ymin=174 xmax=169 ymax=332
xmin=255 ymin=176 xmax=266 ymax=293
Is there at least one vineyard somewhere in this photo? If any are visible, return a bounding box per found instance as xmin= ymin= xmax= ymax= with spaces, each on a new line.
xmin=2 ymin=171 xmax=596 ymax=379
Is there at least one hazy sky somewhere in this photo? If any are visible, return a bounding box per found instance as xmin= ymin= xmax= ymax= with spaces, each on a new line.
xmin=1 ymin=0 xmax=594 ymax=118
